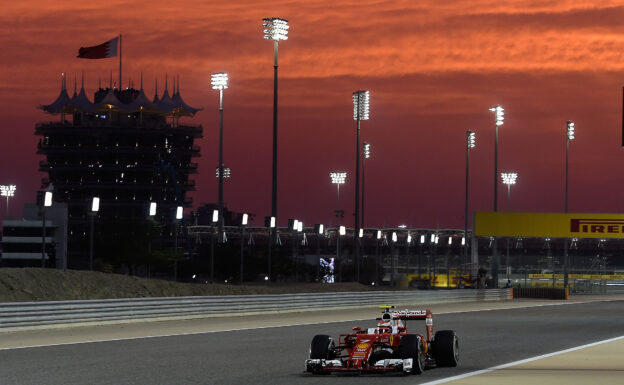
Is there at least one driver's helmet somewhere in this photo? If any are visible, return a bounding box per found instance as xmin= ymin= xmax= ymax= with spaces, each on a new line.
xmin=378 ymin=312 xmax=393 ymax=329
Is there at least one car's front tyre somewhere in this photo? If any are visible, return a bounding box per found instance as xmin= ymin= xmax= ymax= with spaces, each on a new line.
xmin=398 ymin=334 xmax=425 ymax=374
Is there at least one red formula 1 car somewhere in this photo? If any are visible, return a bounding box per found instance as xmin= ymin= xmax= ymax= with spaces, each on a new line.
xmin=305 ymin=306 xmax=458 ymax=375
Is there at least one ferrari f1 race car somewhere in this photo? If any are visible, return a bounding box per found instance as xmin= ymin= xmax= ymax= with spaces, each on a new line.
xmin=305 ymin=306 xmax=458 ymax=375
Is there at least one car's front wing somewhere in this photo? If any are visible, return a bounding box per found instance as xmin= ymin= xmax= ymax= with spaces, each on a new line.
xmin=305 ymin=358 xmax=414 ymax=374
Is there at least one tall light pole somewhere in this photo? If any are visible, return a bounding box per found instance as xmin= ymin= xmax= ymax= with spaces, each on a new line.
xmin=501 ymin=172 xmax=518 ymax=210
xmin=362 ymin=143 xmax=370 ymax=229
xmin=41 ymin=191 xmax=52 ymax=268
xmin=330 ymin=172 xmax=347 ymax=210
xmin=89 ymin=196 xmax=100 ymax=271
xmin=0 ymin=185 xmax=16 ymax=216
xmin=210 ymin=209 xmax=218 ymax=284
xmin=353 ymin=90 xmax=370 ymax=283
xmin=263 ymin=17 xmax=289 ymax=237
xmin=240 ymin=213 xmax=248 ymax=285
xmin=564 ymin=120 xmax=575 ymax=288
xmin=501 ymin=172 xmax=517 ymax=283
xmin=464 ymin=131 xmax=475 ymax=279
xmin=489 ymin=105 xmax=504 ymax=288
xmin=211 ymin=72 xmax=228 ymax=243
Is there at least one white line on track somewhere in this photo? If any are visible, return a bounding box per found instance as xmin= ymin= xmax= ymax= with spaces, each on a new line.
xmin=420 ymin=335 xmax=624 ymax=385
xmin=0 ymin=298 xmax=619 ymax=351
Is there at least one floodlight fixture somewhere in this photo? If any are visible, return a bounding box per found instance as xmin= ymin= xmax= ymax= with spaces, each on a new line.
xmin=44 ymin=191 xmax=53 ymax=207
xmin=293 ymin=219 xmax=299 ymax=230
xmin=263 ymin=17 xmax=289 ymax=41
xmin=0 ymin=185 xmax=16 ymax=197
xmin=392 ymin=232 xmax=397 ymax=243
xmin=407 ymin=234 xmax=412 ymax=243
xmin=270 ymin=216 xmax=276 ymax=228
xmin=398 ymin=224 xmax=407 ymax=229
xmin=462 ymin=237 xmax=466 ymax=246
xmin=567 ymin=121 xmax=575 ymax=140
xmin=211 ymin=72 xmax=229 ymax=90
xmin=352 ymin=90 xmax=370 ymax=121
xmin=176 ymin=206 xmax=183 ymax=220
xmin=330 ymin=172 xmax=347 ymax=184
xmin=430 ymin=234 xmax=435 ymax=243
xmin=339 ymin=226 xmax=346 ymax=236
xmin=359 ymin=228 xmax=363 ymax=238
xmin=318 ymin=224 xmax=324 ymax=234
xmin=212 ymin=209 xmax=219 ymax=223
xmin=241 ymin=213 xmax=249 ymax=226
xmin=467 ymin=131 xmax=476 ymax=149
xmin=420 ymin=235 xmax=425 ymax=244
xmin=501 ymin=172 xmax=518 ymax=185
xmin=489 ymin=105 xmax=505 ymax=126
xmin=297 ymin=221 xmax=303 ymax=232
xmin=448 ymin=237 xmax=453 ymax=245
xmin=149 ymin=202 xmax=157 ymax=216
xmin=215 ymin=166 xmax=231 ymax=179
xmin=91 ymin=197 xmax=100 ymax=212
xmin=363 ymin=143 xmax=371 ymax=159
xmin=377 ymin=230 xmax=382 ymax=239
xmin=435 ymin=236 xmax=439 ymax=244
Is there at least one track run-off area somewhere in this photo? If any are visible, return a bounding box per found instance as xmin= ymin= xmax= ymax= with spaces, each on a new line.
xmin=1 ymin=296 xmax=622 ymax=385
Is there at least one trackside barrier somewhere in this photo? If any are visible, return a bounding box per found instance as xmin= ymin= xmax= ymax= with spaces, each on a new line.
xmin=513 ymin=287 xmax=568 ymax=300
xmin=0 ymin=289 xmax=511 ymax=330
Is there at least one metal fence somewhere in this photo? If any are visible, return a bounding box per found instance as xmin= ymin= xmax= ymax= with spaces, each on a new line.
xmin=0 ymin=289 xmax=511 ymax=330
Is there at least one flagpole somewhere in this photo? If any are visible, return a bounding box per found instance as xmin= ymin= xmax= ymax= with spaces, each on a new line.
xmin=119 ymin=34 xmax=122 ymax=90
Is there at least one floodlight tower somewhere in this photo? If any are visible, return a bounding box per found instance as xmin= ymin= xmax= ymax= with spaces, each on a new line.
xmin=501 ymin=172 xmax=518 ymax=210
xmin=464 ymin=131 xmax=477 ymax=262
xmin=89 ymin=197 xmax=100 ymax=271
xmin=565 ymin=121 xmax=575 ymax=212
xmin=0 ymin=185 xmax=16 ymax=216
xmin=490 ymin=105 xmax=505 ymax=212
xmin=564 ymin=120 xmax=575 ymax=288
xmin=211 ymin=72 xmax=228 ymax=243
xmin=353 ymin=90 xmax=370 ymax=282
xmin=263 ymin=17 xmax=289 ymax=235
xmin=362 ymin=143 xmax=370 ymax=229
xmin=489 ymin=105 xmax=504 ymax=288
xmin=464 ymin=131 xmax=475 ymax=274
xmin=330 ymin=172 xmax=347 ymax=211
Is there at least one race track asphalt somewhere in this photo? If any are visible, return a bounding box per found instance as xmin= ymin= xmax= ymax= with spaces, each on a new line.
xmin=0 ymin=299 xmax=622 ymax=385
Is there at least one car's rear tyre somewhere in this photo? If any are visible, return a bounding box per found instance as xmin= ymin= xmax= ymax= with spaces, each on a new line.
xmin=398 ymin=334 xmax=425 ymax=374
xmin=309 ymin=335 xmax=334 ymax=359
xmin=433 ymin=330 xmax=459 ymax=367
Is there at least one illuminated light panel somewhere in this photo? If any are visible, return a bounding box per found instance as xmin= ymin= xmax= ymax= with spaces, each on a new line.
xmin=363 ymin=143 xmax=371 ymax=159
xmin=330 ymin=172 xmax=347 ymax=184
xmin=0 ymin=185 xmax=16 ymax=197
xmin=567 ymin=121 xmax=575 ymax=140
xmin=263 ymin=17 xmax=289 ymax=41
xmin=489 ymin=105 xmax=504 ymax=126
xmin=501 ymin=172 xmax=518 ymax=185
xmin=91 ymin=197 xmax=100 ymax=212
xmin=353 ymin=90 xmax=370 ymax=120
xmin=467 ymin=131 xmax=476 ymax=149
xmin=211 ymin=72 xmax=228 ymax=90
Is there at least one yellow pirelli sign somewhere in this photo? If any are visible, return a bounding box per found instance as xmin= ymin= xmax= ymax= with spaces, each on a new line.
xmin=474 ymin=212 xmax=624 ymax=239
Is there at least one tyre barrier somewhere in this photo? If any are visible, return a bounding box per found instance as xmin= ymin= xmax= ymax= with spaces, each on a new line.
xmin=0 ymin=289 xmax=511 ymax=330
xmin=513 ymin=287 xmax=568 ymax=300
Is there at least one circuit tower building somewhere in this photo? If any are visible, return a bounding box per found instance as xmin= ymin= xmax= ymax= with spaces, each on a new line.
xmin=36 ymin=75 xmax=202 ymax=268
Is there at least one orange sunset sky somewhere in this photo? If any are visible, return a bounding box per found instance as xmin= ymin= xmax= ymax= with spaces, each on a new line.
xmin=2 ymin=0 xmax=624 ymax=229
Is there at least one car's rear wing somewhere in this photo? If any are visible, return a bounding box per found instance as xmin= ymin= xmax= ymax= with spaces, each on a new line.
xmin=390 ymin=309 xmax=430 ymax=320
